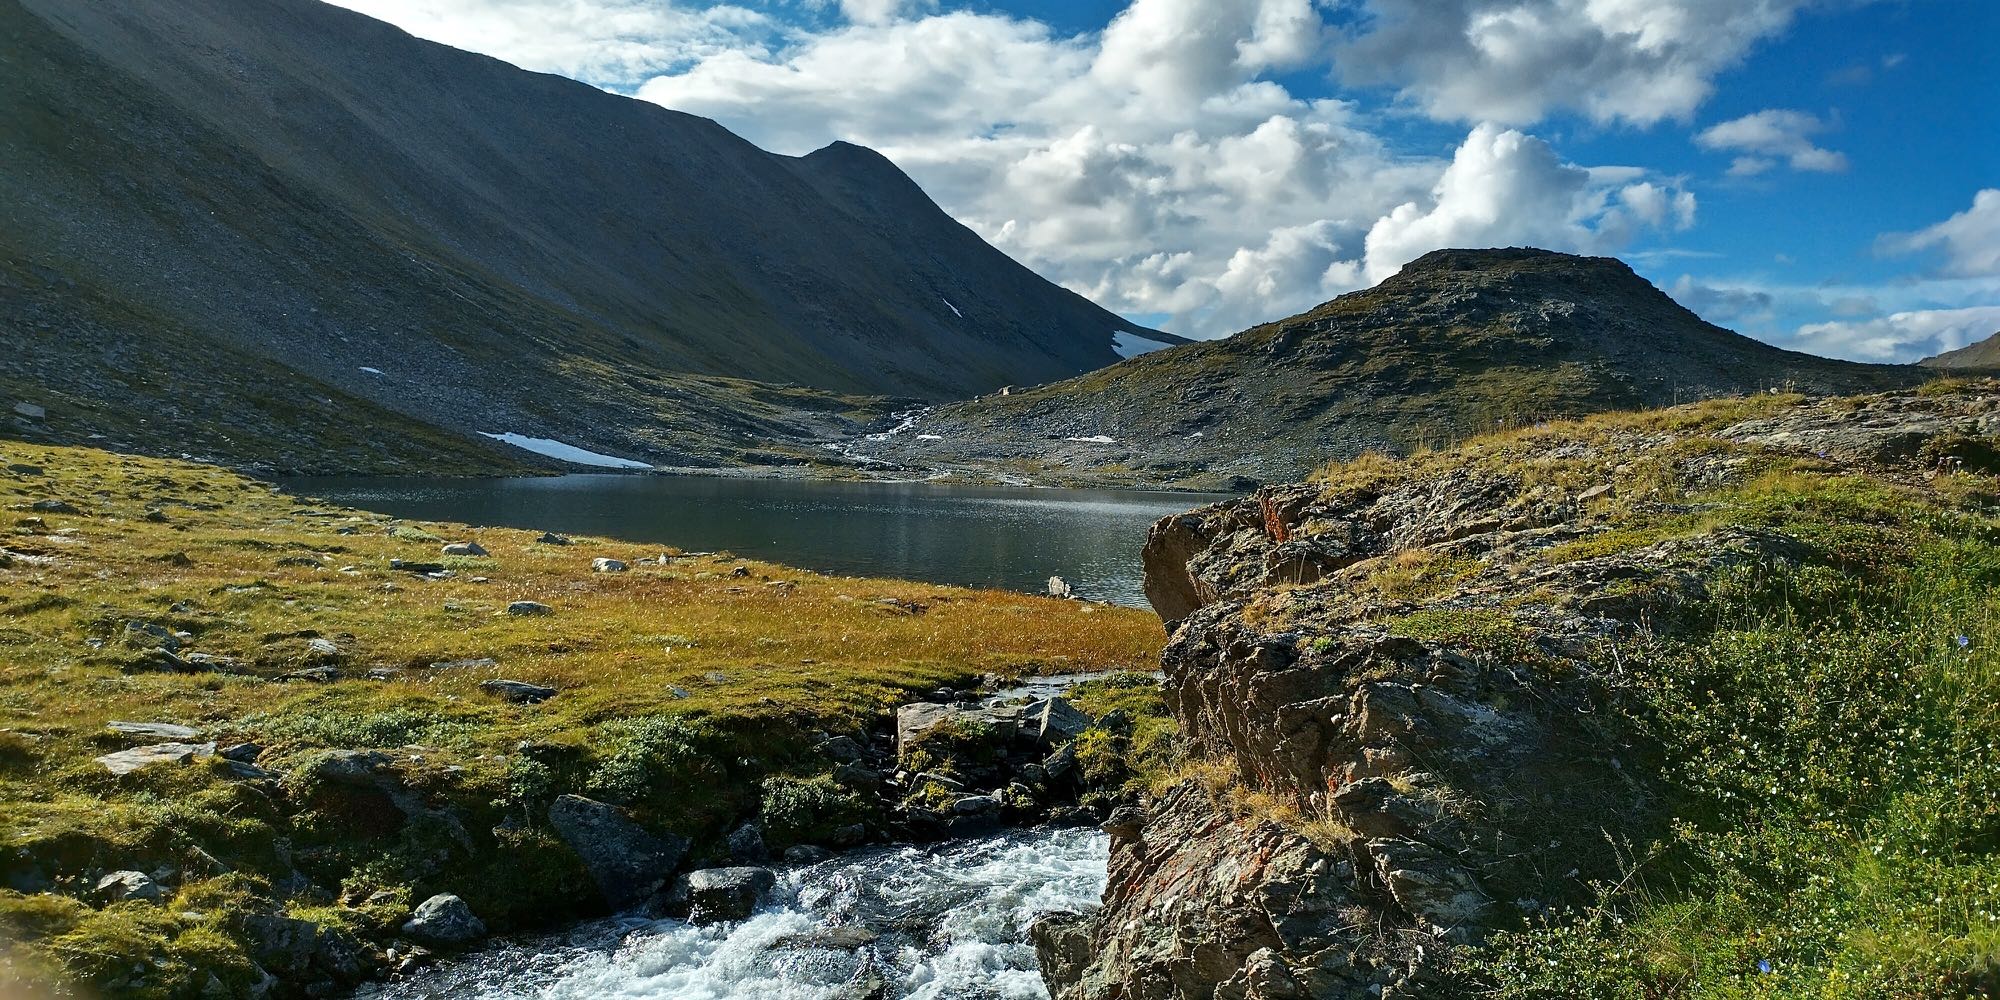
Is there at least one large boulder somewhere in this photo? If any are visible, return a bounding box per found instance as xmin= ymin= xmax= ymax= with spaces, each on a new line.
xmin=401 ymin=893 xmax=486 ymax=946
xmin=662 ymin=867 xmax=776 ymax=924
xmin=547 ymin=794 xmax=688 ymax=908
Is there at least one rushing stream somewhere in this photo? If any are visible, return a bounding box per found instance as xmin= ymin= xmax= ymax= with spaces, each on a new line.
xmin=359 ymin=827 xmax=1108 ymax=1000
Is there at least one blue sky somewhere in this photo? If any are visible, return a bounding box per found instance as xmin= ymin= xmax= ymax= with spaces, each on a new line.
xmin=332 ymin=0 xmax=1998 ymax=361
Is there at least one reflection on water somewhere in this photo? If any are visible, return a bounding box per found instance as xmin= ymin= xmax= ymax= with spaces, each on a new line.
xmin=279 ymin=474 xmax=1230 ymax=607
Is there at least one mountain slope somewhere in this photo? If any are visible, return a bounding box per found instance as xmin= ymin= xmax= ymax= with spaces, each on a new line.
xmin=1922 ymin=331 xmax=2000 ymax=369
xmin=0 ymin=0 xmax=1176 ymax=471
xmin=857 ymin=248 xmax=1927 ymax=488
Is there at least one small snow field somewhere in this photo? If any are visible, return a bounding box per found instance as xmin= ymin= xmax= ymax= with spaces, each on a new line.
xmin=359 ymin=367 xmax=384 ymax=375
xmin=1112 ymin=331 xmax=1173 ymax=359
xmin=1066 ymin=435 xmax=1117 ymax=444
xmin=942 ymin=297 xmax=963 ymax=318
xmin=479 ymin=432 xmax=652 ymax=469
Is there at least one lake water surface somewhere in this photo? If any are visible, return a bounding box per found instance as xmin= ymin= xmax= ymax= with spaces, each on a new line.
xmin=279 ymin=475 xmax=1231 ymax=608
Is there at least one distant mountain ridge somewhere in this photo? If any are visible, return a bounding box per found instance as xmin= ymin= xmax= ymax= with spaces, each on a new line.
xmin=0 ymin=0 xmax=1177 ymax=472
xmin=856 ymin=248 xmax=1929 ymax=489
xmin=1922 ymin=331 xmax=2000 ymax=370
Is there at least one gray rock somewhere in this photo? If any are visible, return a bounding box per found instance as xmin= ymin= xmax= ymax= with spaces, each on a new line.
xmin=725 ymin=823 xmax=769 ymax=864
xmin=280 ymin=665 xmax=341 ymax=683
xmin=401 ymin=893 xmax=487 ymax=946
xmin=107 ymin=721 xmax=201 ymax=741
xmin=783 ymin=845 xmax=834 ymax=865
xmin=29 ymin=499 xmax=76 ymax=514
xmin=1047 ymin=575 xmax=1074 ymax=599
xmin=219 ymin=742 xmax=263 ymax=762
xmin=94 ymin=870 xmax=164 ymax=902
xmin=221 ymin=759 xmax=284 ymax=781
xmin=481 ymin=679 xmax=556 ymax=704
xmin=894 ymin=702 xmax=958 ymax=751
xmin=13 ymin=402 xmax=45 ymax=421
xmin=547 ymin=794 xmax=688 ymax=908
xmin=506 ymin=601 xmax=554 ymax=616
xmin=441 ymin=541 xmax=488 ymax=557
xmin=591 ymin=557 xmax=629 ymax=573
xmin=390 ymin=559 xmax=447 ymax=574
xmin=123 ymin=620 xmax=180 ymax=652
xmin=772 ymin=925 xmax=879 ymax=951
xmin=536 ymin=532 xmax=572 ymax=545
xmin=95 ymin=741 xmax=215 ymax=775
xmin=7 ymin=464 xmax=43 ymax=476
xmin=663 ymin=867 xmax=776 ymax=924
xmin=1024 ymin=697 xmax=1093 ymax=745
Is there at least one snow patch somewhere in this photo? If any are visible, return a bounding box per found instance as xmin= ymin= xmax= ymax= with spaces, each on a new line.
xmin=1065 ymin=435 xmax=1117 ymax=444
xmin=359 ymin=367 xmax=384 ymax=375
xmin=479 ymin=432 xmax=651 ymax=470
xmin=916 ymin=434 xmax=944 ymax=440
xmin=942 ymin=297 xmax=963 ymax=318
xmin=1111 ymin=331 xmax=1173 ymax=360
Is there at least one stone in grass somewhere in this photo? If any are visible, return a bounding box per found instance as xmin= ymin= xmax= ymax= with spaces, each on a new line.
xmin=442 ymin=541 xmax=488 ymax=557
xmin=401 ymin=894 xmax=487 ymax=946
xmin=480 ymin=679 xmax=556 ymax=704
xmin=547 ymin=794 xmax=689 ymax=908
xmin=536 ymin=531 xmax=572 ymax=546
xmin=506 ymin=600 xmax=553 ymax=616
xmin=591 ymin=558 xmax=629 ymax=573
xmin=107 ymin=721 xmax=202 ymax=741
xmin=31 ymin=499 xmax=78 ymax=514
xmin=95 ymin=742 xmax=214 ymax=776
xmin=13 ymin=402 xmax=46 ymax=421
xmin=94 ymin=870 xmax=164 ymax=903
xmin=662 ymin=867 xmax=777 ymax=924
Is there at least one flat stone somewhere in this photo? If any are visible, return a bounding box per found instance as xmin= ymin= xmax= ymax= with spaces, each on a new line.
xmin=107 ymin=721 xmax=202 ymax=741
xmin=94 ymin=870 xmax=163 ymax=902
xmin=591 ymin=558 xmax=629 ymax=573
xmin=95 ymin=742 xmax=214 ymax=775
xmin=441 ymin=542 xmax=488 ymax=557
xmin=535 ymin=531 xmax=572 ymax=546
xmin=480 ymin=679 xmax=556 ymax=704
xmin=506 ymin=601 xmax=553 ymax=616
xmin=13 ymin=402 xmax=46 ymax=421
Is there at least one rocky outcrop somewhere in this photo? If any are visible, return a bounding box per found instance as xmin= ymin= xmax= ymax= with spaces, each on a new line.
xmin=547 ymin=794 xmax=690 ymax=908
xmin=1042 ymin=385 xmax=2000 ymax=998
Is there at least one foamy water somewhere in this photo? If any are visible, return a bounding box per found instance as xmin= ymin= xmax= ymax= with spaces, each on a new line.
xmin=360 ymin=827 xmax=1108 ymax=1000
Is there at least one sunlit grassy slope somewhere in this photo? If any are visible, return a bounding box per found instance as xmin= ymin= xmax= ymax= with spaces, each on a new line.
xmin=0 ymin=441 xmax=1162 ymax=996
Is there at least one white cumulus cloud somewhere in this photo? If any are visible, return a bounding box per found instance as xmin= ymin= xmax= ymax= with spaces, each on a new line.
xmin=1335 ymin=0 xmax=1826 ymax=126
xmin=1880 ymin=189 xmax=2000 ymax=278
xmin=1796 ymin=306 xmax=2000 ymax=362
xmin=1695 ymin=109 xmax=1848 ymax=175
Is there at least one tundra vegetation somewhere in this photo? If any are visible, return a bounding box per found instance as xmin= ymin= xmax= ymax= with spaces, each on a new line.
xmin=0 ymin=443 xmax=1163 ymax=997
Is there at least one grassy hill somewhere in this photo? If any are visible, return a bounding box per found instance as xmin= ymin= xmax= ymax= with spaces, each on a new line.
xmin=860 ymin=249 xmax=1928 ymax=489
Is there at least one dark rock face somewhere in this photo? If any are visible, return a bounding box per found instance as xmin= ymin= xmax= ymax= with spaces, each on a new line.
xmin=546 ymin=794 xmax=689 ymax=909
xmin=1047 ymin=386 xmax=2000 ymax=998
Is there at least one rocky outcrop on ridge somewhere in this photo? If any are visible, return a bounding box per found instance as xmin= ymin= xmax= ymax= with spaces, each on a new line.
xmin=1038 ymin=383 xmax=2000 ymax=998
